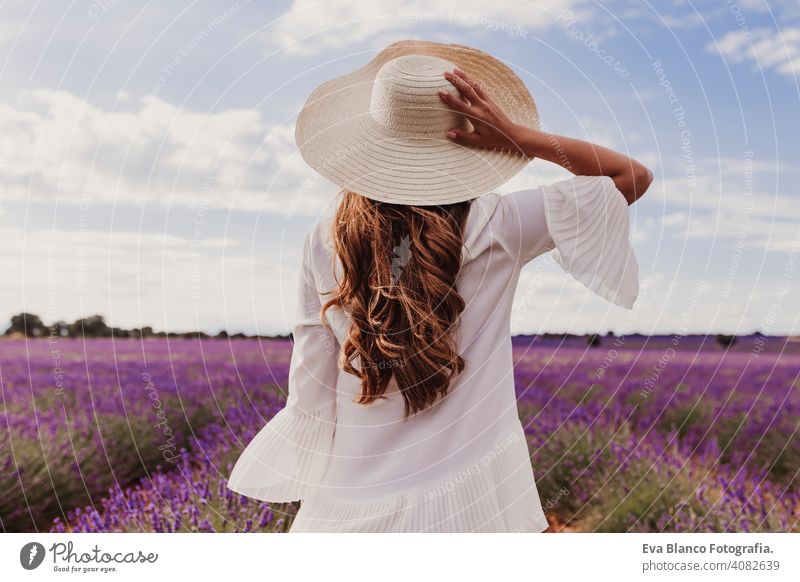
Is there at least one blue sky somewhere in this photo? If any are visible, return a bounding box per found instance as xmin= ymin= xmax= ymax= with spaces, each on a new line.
xmin=0 ymin=0 xmax=798 ymax=335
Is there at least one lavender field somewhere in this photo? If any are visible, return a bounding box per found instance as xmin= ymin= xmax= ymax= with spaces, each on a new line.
xmin=1 ymin=336 xmax=797 ymax=533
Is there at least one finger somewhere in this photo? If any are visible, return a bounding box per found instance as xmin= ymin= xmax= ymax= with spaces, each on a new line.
xmin=437 ymin=89 xmax=474 ymax=115
xmin=444 ymin=70 xmax=481 ymax=105
xmin=447 ymin=71 xmax=480 ymax=104
xmin=445 ymin=128 xmax=482 ymax=145
xmin=452 ymin=68 xmax=487 ymax=100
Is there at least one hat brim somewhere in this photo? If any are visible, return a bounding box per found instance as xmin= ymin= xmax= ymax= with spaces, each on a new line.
xmin=295 ymin=40 xmax=540 ymax=206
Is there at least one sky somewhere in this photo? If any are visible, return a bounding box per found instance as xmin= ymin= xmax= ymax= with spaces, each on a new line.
xmin=0 ymin=0 xmax=798 ymax=336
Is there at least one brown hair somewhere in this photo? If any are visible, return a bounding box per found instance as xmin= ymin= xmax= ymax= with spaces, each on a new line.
xmin=321 ymin=190 xmax=472 ymax=418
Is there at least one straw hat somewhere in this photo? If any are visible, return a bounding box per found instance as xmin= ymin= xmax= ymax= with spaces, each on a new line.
xmin=295 ymin=39 xmax=539 ymax=206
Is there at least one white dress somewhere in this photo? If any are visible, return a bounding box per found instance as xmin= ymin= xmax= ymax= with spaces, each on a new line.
xmin=227 ymin=174 xmax=640 ymax=532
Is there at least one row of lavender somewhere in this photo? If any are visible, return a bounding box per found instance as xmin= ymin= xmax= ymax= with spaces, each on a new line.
xmin=1 ymin=338 xmax=797 ymax=532
xmin=0 ymin=338 xmax=292 ymax=532
xmin=56 ymin=339 xmax=800 ymax=531
xmin=514 ymin=336 xmax=800 ymax=489
xmin=513 ymin=339 xmax=799 ymax=531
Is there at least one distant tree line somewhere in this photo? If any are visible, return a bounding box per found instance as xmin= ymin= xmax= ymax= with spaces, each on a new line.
xmin=3 ymin=312 xmax=290 ymax=340
xmin=3 ymin=312 xmax=752 ymax=347
xmin=522 ymin=331 xmax=745 ymax=349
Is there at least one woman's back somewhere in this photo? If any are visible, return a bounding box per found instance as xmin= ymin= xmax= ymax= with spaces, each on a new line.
xmin=227 ymin=39 xmax=650 ymax=533
xmin=312 ymin=190 xmax=532 ymax=498
xmin=284 ymin=175 xmax=638 ymax=531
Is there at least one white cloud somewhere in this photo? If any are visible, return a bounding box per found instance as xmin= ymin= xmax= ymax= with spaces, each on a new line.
xmin=0 ymin=88 xmax=336 ymax=216
xmin=660 ymin=11 xmax=712 ymax=29
xmin=707 ymin=26 xmax=800 ymax=77
xmin=264 ymin=0 xmax=588 ymax=56
xmin=648 ymin=165 xmax=799 ymax=253
xmin=660 ymin=207 xmax=799 ymax=247
xmin=511 ymin=259 xmax=800 ymax=335
xmin=0 ymin=226 xmax=302 ymax=334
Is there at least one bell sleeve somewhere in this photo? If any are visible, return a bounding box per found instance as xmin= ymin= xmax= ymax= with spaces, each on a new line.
xmin=498 ymin=174 xmax=640 ymax=309
xmin=227 ymin=226 xmax=339 ymax=502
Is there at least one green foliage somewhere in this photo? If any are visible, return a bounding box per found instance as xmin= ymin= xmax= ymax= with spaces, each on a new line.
xmin=654 ymin=399 xmax=713 ymax=439
xmin=716 ymin=334 xmax=737 ymax=348
xmin=5 ymin=313 xmax=47 ymax=337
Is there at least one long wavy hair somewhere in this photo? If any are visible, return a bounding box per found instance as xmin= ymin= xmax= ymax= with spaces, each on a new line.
xmin=320 ymin=190 xmax=472 ymax=418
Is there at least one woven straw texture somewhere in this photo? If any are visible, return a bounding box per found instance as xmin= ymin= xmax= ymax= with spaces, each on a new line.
xmin=295 ymin=39 xmax=540 ymax=205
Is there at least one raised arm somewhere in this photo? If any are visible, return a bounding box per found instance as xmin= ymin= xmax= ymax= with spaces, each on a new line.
xmin=438 ymin=69 xmax=653 ymax=205
xmin=515 ymin=130 xmax=652 ymax=205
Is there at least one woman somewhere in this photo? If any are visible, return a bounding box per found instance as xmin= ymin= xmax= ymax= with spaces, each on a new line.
xmin=227 ymin=40 xmax=653 ymax=532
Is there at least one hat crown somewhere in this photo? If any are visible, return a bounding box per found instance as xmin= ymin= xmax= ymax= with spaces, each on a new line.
xmin=369 ymin=55 xmax=470 ymax=138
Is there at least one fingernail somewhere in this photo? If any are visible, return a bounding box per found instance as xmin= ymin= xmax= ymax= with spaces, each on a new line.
xmin=446 ymin=131 xmax=457 ymax=139
xmin=454 ymin=68 xmax=464 ymax=75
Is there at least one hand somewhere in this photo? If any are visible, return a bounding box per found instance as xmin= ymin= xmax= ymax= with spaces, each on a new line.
xmin=438 ymin=68 xmax=531 ymax=158
xmin=439 ymin=69 xmax=652 ymax=203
